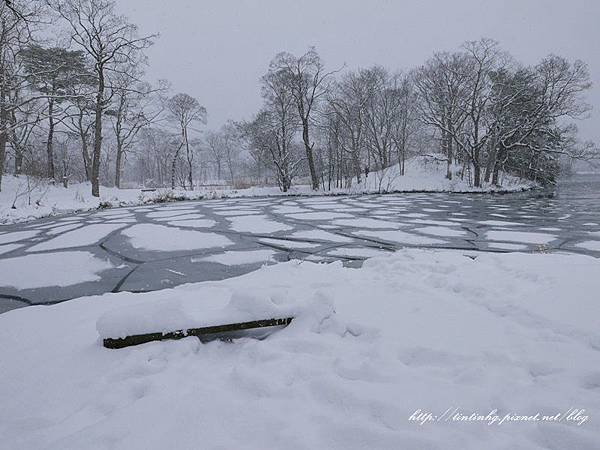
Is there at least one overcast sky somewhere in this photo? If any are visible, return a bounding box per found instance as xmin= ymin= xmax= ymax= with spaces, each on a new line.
xmin=117 ymin=0 xmax=600 ymax=143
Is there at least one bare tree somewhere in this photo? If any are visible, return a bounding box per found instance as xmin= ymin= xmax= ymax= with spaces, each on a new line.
xmin=49 ymin=0 xmax=155 ymax=196
xmin=21 ymin=44 xmax=93 ymax=180
xmin=415 ymin=52 xmax=472 ymax=180
xmin=108 ymin=70 xmax=163 ymax=188
xmin=267 ymin=47 xmax=335 ymax=190
xmin=166 ymin=92 xmax=206 ymax=190
xmin=205 ymin=130 xmax=225 ymax=181
xmin=0 ymin=0 xmax=44 ymax=191
xmin=243 ymin=67 xmax=302 ymax=192
xmin=327 ymin=69 xmax=370 ymax=184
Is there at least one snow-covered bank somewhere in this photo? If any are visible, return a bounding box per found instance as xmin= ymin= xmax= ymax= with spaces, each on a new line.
xmin=0 ymin=157 xmax=537 ymax=225
xmin=1 ymin=249 xmax=598 ymax=449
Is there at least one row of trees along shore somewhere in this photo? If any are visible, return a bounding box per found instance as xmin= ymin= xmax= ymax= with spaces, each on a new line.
xmin=1 ymin=0 xmax=598 ymax=197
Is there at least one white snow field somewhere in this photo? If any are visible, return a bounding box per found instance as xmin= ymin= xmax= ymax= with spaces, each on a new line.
xmin=0 ymin=156 xmax=536 ymax=225
xmin=1 ymin=249 xmax=599 ymax=449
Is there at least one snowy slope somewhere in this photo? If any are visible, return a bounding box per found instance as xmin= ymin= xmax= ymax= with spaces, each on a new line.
xmin=0 ymin=157 xmax=536 ymax=225
xmin=354 ymin=156 xmax=536 ymax=193
xmin=0 ymin=249 xmax=598 ymax=449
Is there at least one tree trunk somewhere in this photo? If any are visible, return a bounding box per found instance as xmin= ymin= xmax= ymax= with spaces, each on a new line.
xmin=446 ymin=135 xmax=453 ymax=180
xmin=171 ymin=145 xmax=182 ymax=190
xmin=492 ymin=161 xmax=501 ymax=186
xmin=352 ymin=150 xmax=361 ymax=185
xmin=0 ymin=104 xmax=6 ymax=191
xmin=91 ymin=72 xmax=104 ymax=198
xmin=182 ymin=127 xmax=192 ymax=190
xmin=78 ymin=113 xmax=92 ymax=181
xmin=115 ymin=143 xmax=123 ymax=188
xmin=0 ymin=40 xmax=6 ymax=192
xmin=492 ymin=146 xmax=506 ymax=186
xmin=473 ymin=150 xmax=481 ymax=188
xmin=301 ymin=118 xmax=319 ymax=190
xmin=401 ymin=150 xmax=405 ymax=176
xmin=228 ymin=162 xmax=234 ymax=186
xmin=484 ymin=145 xmax=496 ymax=184
xmin=14 ymin=145 xmax=22 ymax=175
xmin=46 ymin=101 xmax=56 ymax=180
xmin=0 ymin=131 xmax=6 ymax=192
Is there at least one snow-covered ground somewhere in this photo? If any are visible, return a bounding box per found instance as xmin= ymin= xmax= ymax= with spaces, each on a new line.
xmin=1 ymin=249 xmax=598 ymax=449
xmin=0 ymin=157 xmax=537 ymax=225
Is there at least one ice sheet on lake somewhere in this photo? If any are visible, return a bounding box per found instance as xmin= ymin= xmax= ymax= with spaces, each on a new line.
xmin=147 ymin=209 xmax=196 ymax=218
xmin=166 ymin=219 xmax=217 ymax=228
xmin=0 ymin=230 xmax=40 ymax=245
xmin=415 ymin=226 xmax=468 ymax=237
xmin=487 ymin=242 xmax=529 ymax=251
xmin=122 ymin=224 xmax=233 ymax=251
xmin=287 ymin=211 xmax=354 ymax=220
xmin=357 ymin=230 xmax=446 ymax=245
xmin=46 ymin=223 xmax=82 ymax=235
xmin=408 ymin=219 xmax=458 ymax=226
xmin=0 ymin=244 xmax=22 ymax=255
xmin=27 ymin=224 xmax=126 ymax=252
xmin=574 ymin=240 xmax=600 ymax=251
xmin=155 ymin=213 xmax=205 ymax=221
xmin=213 ymin=210 xmax=262 ymax=216
xmin=195 ymin=249 xmax=276 ymax=265
xmin=478 ymin=220 xmax=524 ymax=227
xmin=272 ymin=206 xmax=310 ymax=214
xmin=401 ymin=213 xmax=428 ymax=218
xmin=291 ymin=229 xmax=353 ymax=243
xmin=485 ymin=230 xmax=556 ymax=245
xmin=308 ymin=203 xmax=353 ymax=210
xmin=328 ymin=247 xmax=390 ymax=258
xmin=332 ymin=218 xmax=401 ymax=229
xmin=260 ymin=238 xmax=320 ymax=249
xmin=105 ymin=219 xmax=137 ymax=224
xmin=0 ymin=251 xmax=112 ymax=289
xmin=227 ymin=215 xmax=292 ymax=233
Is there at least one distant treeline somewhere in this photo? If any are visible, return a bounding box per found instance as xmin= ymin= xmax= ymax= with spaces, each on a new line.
xmin=1 ymin=1 xmax=597 ymax=196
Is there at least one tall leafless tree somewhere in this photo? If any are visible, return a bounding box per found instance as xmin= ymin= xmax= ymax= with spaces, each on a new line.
xmin=166 ymin=92 xmax=206 ymax=190
xmin=49 ymin=0 xmax=155 ymax=196
xmin=267 ymin=48 xmax=336 ymax=190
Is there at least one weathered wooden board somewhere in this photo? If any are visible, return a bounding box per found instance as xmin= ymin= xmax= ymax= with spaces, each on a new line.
xmin=103 ymin=317 xmax=294 ymax=349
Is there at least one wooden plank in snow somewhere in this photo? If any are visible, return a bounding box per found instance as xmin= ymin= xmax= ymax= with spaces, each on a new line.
xmin=103 ymin=317 xmax=294 ymax=349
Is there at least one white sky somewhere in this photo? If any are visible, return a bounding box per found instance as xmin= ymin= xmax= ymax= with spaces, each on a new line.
xmin=117 ymin=0 xmax=600 ymax=143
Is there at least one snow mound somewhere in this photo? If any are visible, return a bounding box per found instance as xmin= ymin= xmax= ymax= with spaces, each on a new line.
xmin=353 ymin=155 xmax=537 ymax=193
xmin=97 ymin=290 xmax=310 ymax=340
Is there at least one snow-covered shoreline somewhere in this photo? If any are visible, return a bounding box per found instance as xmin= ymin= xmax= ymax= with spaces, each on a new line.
xmin=0 ymin=158 xmax=538 ymax=225
xmin=1 ymin=249 xmax=598 ymax=449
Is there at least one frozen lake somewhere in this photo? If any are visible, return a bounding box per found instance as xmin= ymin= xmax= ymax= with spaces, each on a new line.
xmin=0 ymin=174 xmax=598 ymax=313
